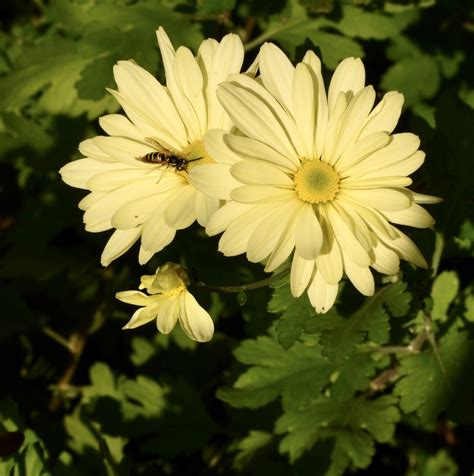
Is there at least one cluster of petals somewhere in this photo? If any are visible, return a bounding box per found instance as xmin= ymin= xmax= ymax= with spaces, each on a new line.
xmin=116 ymin=262 xmax=214 ymax=342
xmin=60 ymin=27 xmax=245 ymax=266
xmin=190 ymin=43 xmax=440 ymax=313
xmin=60 ymin=25 xmax=441 ymax=325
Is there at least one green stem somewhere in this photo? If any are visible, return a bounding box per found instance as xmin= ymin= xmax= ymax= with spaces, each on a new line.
xmin=193 ymin=268 xmax=290 ymax=293
xmin=41 ymin=326 xmax=72 ymax=351
xmin=431 ymin=230 xmax=445 ymax=277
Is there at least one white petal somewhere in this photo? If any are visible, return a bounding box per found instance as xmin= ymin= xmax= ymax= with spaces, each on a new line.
xmin=92 ymin=136 xmax=155 ymax=167
xmin=163 ymin=186 xmax=197 ymax=229
xmin=322 ymin=92 xmax=348 ymax=163
xmin=101 ymin=228 xmax=142 ymax=266
xmin=79 ymin=138 xmax=114 ymax=161
xmin=116 ymin=290 xmax=152 ymax=306
xmin=342 ymin=133 xmax=420 ymax=178
xmin=113 ymin=60 xmax=187 ymax=147
xmin=292 ymin=63 xmax=316 ymax=158
xmin=79 ymin=191 xmax=106 ymax=211
xmin=217 ymin=78 xmax=299 ymax=161
xmin=339 ymin=188 xmax=411 ymax=212
xmin=138 ymin=246 xmax=155 ymax=265
xmin=83 ymin=179 xmax=162 ymax=232
xmin=383 ymin=230 xmax=427 ymax=268
xmin=342 ymin=255 xmax=375 ymax=296
xmin=141 ymin=211 xmax=176 ymax=254
xmin=295 ymin=204 xmax=323 ymax=260
xmin=290 ymin=254 xmax=315 ymax=297
xmin=259 ymin=42 xmax=295 ymax=112
xmin=173 ymin=46 xmax=207 ymax=135
xmin=205 ymin=33 xmax=244 ymax=130
xmin=87 ymin=168 xmax=160 ymax=192
xmin=307 ymin=271 xmax=338 ymax=314
xmin=371 ymin=239 xmax=400 ymax=275
xmin=330 ymin=86 xmax=376 ymax=164
xmin=156 ymin=296 xmax=181 ymax=334
xmin=230 ymin=161 xmax=293 ymax=187
xmin=189 ymin=163 xmax=239 ymax=200
xmin=264 ymin=203 xmax=303 ymax=272
xmin=341 ymin=176 xmax=413 ymax=189
xmin=302 ymin=50 xmax=328 ymax=159
xmin=219 ymin=205 xmax=270 ymax=256
xmin=106 ymin=89 xmax=180 ymax=151
xmin=206 ymin=201 xmax=250 ymax=236
xmin=203 ymin=129 xmax=241 ymax=166
xmin=224 ymin=134 xmax=298 ymax=172
xmin=179 ymin=292 xmax=214 ymax=342
xmin=382 ymin=203 xmax=435 ymax=229
xmin=60 ymin=158 xmax=127 ymax=190
xmin=335 ymin=195 xmax=398 ymax=240
xmin=315 ymin=218 xmax=343 ymax=285
xmin=324 ymin=203 xmax=371 ymax=267
xmin=122 ymin=307 xmax=157 ymax=330
xmin=412 ymin=192 xmax=443 ymax=204
xmin=246 ymin=201 xmax=298 ymax=263
xmin=99 ymin=114 xmax=144 ymax=140
xmin=359 ymin=91 xmax=404 ymax=138
xmin=327 ymin=57 xmax=365 ymax=113
xmin=111 ymin=193 xmax=165 ymax=229
xmin=335 ymin=132 xmax=390 ymax=173
xmin=195 ymin=191 xmax=220 ymax=227
xmin=231 ymin=185 xmax=295 ymax=204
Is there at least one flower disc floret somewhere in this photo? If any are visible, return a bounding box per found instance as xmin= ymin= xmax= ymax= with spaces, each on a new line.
xmin=294 ymin=159 xmax=340 ymax=204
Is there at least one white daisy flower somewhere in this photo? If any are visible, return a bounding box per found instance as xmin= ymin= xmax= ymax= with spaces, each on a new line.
xmin=191 ymin=44 xmax=441 ymax=314
xmin=60 ymin=27 xmax=245 ymax=266
xmin=116 ymin=262 xmax=214 ymax=342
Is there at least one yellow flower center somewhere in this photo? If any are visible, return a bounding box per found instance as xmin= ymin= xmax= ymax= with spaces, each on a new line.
xmin=182 ymin=140 xmax=214 ymax=170
xmin=294 ymin=159 xmax=340 ymax=204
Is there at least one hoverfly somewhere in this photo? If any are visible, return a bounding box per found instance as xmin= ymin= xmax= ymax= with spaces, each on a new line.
xmin=136 ymin=138 xmax=202 ymax=173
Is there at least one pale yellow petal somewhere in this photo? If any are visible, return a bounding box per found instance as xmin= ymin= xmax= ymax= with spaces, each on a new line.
xmin=290 ymin=254 xmax=315 ymax=297
xmin=179 ymin=292 xmax=214 ymax=342
xmin=307 ymin=271 xmax=338 ymax=314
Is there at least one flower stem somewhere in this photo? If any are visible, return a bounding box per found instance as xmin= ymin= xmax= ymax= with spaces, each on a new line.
xmin=193 ymin=268 xmax=290 ymax=293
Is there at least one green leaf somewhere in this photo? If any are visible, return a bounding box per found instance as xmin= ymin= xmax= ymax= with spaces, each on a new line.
xmin=305 ymin=283 xmax=410 ymax=364
xmin=233 ymin=430 xmax=274 ymax=470
xmin=276 ymin=395 xmax=399 ymax=465
xmin=217 ymin=336 xmax=333 ymax=410
xmin=394 ymin=327 xmax=474 ymax=423
xmin=381 ymin=54 xmax=440 ymax=106
xmin=330 ymin=353 xmax=379 ymax=402
xmin=331 ymin=5 xmax=417 ymax=40
xmin=430 ymin=271 xmax=460 ymax=322
xmin=269 ymin=280 xmax=315 ymax=349
xmin=196 ymin=0 xmax=236 ymax=15
xmin=264 ymin=0 xmax=363 ymax=69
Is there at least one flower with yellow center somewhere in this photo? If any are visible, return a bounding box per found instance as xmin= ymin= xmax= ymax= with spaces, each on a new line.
xmin=190 ymin=43 xmax=441 ymax=313
xmin=116 ymin=263 xmax=214 ymax=342
xmin=60 ymin=27 xmax=245 ymax=266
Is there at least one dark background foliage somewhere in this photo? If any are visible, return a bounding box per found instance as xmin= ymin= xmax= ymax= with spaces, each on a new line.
xmin=0 ymin=0 xmax=473 ymax=474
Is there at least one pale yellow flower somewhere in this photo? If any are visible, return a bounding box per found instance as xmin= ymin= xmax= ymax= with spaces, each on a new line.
xmin=116 ymin=263 xmax=214 ymax=342
xmin=191 ymin=44 xmax=441 ymax=313
xmin=60 ymin=27 xmax=245 ymax=266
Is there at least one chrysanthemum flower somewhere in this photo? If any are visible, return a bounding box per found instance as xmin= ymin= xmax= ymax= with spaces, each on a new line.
xmin=191 ymin=44 xmax=440 ymax=313
xmin=116 ymin=262 xmax=214 ymax=342
xmin=60 ymin=27 xmax=245 ymax=266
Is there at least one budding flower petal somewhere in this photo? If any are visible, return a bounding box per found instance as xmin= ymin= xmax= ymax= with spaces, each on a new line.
xmin=116 ymin=263 xmax=214 ymax=342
